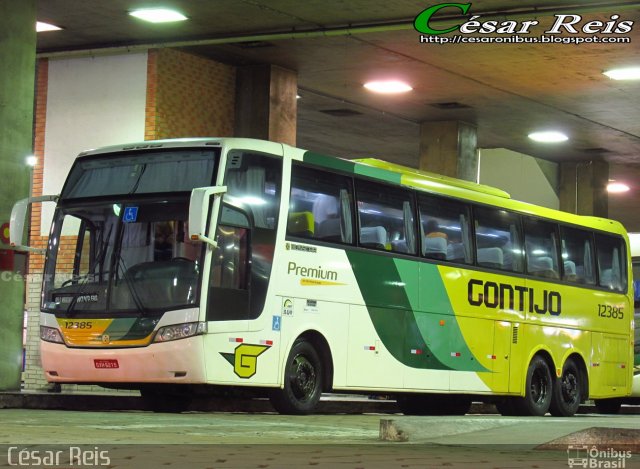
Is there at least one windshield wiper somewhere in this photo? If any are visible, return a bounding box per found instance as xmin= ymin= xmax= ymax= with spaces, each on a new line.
xmin=64 ymin=223 xmax=114 ymax=315
xmin=114 ymin=252 xmax=150 ymax=316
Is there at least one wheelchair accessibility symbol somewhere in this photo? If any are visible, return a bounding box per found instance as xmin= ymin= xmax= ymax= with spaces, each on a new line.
xmin=123 ymin=207 xmax=138 ymax=223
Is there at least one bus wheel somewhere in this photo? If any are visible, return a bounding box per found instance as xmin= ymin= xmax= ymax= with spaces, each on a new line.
xmin=270 ymin=339 xmax=323 ymax=414
xmin=550 ymin=359 xmax=581 ymax=417
xmin=594 ymin=399 xmax=622 ymax=414
xmin=514 ymin=356 xmax=553 ymax=416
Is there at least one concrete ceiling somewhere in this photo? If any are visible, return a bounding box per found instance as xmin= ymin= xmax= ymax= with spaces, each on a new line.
xmin=36 ymin=1 xmax=640 ymax=229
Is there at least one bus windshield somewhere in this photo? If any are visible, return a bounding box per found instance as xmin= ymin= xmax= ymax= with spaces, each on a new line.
xmin=42 ymin=148 xmax=219 ymax=317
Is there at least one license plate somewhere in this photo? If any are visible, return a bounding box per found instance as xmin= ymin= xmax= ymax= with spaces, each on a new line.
xmin=94 ymin=359 xmax=119 ymax=369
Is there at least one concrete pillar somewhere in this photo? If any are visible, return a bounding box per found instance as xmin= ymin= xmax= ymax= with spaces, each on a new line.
xmin=559 ymin=161 xmax=608 ymax=217
xmin=419 ymin=121 xmax=478 ymax=181
xmin=0 ymin=0 xmax=36 ymax=390
xmin=234 ymin=64 xmax=297 ymax=146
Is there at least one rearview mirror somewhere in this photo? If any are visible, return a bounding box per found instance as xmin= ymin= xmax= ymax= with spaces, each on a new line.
xmin=10 ymin=195 xmax=59 ymax=253
xmin=188 ymin=186 xmax=227 ymax=247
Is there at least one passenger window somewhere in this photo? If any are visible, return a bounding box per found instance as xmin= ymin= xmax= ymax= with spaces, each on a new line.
xmin=560 ymin=227 xmax=596 ymax=285
xmin=474 ymin=207 xmax=523 ymax=272
xmin=216 ymin=151 xmax=283 ymax=320
xmin=524 ymin=218 xmax=560 ymax=279
xmin=288 ymin=165 xmax=353 ymax=244
xmin=225 ymin=151 xmax=281 ymax=230
xmin=595 ymin=234 xmax=627 ymax=292
xmin=418 ymin=194 xmax=471 ymax=263
xmin=356 ymin=181 xmax=416 ymax=254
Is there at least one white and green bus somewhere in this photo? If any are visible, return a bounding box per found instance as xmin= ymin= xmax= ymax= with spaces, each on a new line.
xmin=12 ymin=138 xmax=634 ymax=416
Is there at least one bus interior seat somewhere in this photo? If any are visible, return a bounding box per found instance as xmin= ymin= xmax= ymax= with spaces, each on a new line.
xmin=600 ymin=268 xmax=612 ymax=288
xmin=563 ymin=260 xmax=578 ymax=281
xmin=477 ymin=247 xmax=503 ymax=269
xmin=600 ymin=268 xmax=622 ymax=290
xmin=316 ymin=217 xmax=342 ymax=242
xmin=446 ymin=242 xmax=465 ymax=262
xmin=563 ymin=260 xmax=576 ymax=275
xmin=391 ymin=239 xmax=408 ymax=253
xmin=424 ymin=236 xmax=447 ymax=260
xmin=529 ymin=255 xmax=558 ymax=278
xmin=361 ymin=226 xmax=387 ymax=249
xmin=288 ymin=211 xmax=314 ymax=237
xmin=124 ymin=259 xmax=198 ymax=308
xmin=312 ymin=194 xmax=339 ymax=225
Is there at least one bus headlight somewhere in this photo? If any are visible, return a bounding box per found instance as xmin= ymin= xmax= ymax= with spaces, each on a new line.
xmin=40 ymin=326 xmax=65 ymax=344
xmin=153 ymin=322 xmax=207 ymax=343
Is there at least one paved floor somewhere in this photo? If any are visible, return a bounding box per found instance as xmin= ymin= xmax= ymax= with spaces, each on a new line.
xmin=0 ymin=409 xmax=638 ymax=468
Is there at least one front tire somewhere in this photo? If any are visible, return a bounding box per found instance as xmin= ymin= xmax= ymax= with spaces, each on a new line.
xmin=270 ymin=339 xmax=323 ymax=414
xmin=512 ymin=355 xmax=553 ymax=416
xmin=550 ymin=359 xmax=582 ymax=417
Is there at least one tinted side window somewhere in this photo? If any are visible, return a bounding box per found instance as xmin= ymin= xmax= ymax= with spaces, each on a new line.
xmin=225 ymin=151 xmax=281 ymax=230
xmin=288 ymin=165 xmax=354 ymax=244
xmin=524 ymin=218 xmax=559 ymax=279
xmin=595 ymin=234 xmax=627 ymax=292
xmin=356 ymin=180 xmax=417 ymax=254
xmin=474 ymin=207 xmax=523 ymax=272
xmin=560 ymin=226 xmax=596 ymax=285
xmin=209 ymin=151 xmax=283 ymax=321
xmin=418 ymin=194 xmax=472 ymax=263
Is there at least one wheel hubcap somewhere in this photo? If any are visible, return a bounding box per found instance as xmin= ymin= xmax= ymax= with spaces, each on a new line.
xmin=562 ymin=372 xmax=578 ymax=404
xmin=290 ymin=355 xmax=317 ymax=401
xmin=531 ymin=369 xmax=549 ymax=405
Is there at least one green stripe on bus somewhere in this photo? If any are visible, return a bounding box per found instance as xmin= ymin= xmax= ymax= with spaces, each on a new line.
xmin=103 ymin=318 xmax=138 ymax=340
xmin=354 ymin=165 xmax=402 ymax=185
xmin=346 ymin=250 xmax=488 ymax=372
xmin=303 ymin=152 xmax=356 ymax=173
xmin=117 ymin=317 xmax=158 ymax=341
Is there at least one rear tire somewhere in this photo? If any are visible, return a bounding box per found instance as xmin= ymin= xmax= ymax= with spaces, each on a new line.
xmin=270 ymin=339 xmax=323 ymax=414
xmin=550 ymin=359 xmax=582 ymax=417
xmin=512 ymin=355 xmax=553 ymax=416
xmin=594 ymin=398 xmax=622 ymax=414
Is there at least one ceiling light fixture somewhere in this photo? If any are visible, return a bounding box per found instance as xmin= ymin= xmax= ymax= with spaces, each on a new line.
xmin=603 ymin=67 xmax=640 ymax=81
xmin=364 ymin=80 xmax=413 ymax=94
xmin=36 ymin=22 xmax=62 ymax=32
xmin=607 ymin=182 xmax=630 ymax=193
xmin=26 ymin=155 xmax=38 ymax=167
xmin=129 ymin=8 xmax=188 ymax=23
xmin=527 ymin=131 xmax=569 ymax=143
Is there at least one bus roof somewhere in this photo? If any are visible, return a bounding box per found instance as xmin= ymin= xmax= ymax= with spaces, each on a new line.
xmin=301 ymin=151 xmax=627 ymax=237
xmin=71 ymin=138 xmax=627 ymax=237
xmin=354 ymin=158 xmax=512 ymax=199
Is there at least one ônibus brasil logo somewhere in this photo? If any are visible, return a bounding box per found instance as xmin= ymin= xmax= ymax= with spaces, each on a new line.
xmin=413 ymin=3 xmax=634 ymax=38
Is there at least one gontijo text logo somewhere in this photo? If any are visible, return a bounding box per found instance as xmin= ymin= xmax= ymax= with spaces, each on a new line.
xmin=414 ymin=3 xmax=634 ymax=44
